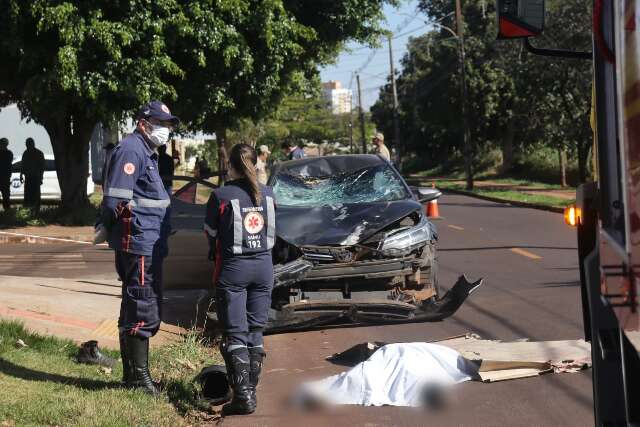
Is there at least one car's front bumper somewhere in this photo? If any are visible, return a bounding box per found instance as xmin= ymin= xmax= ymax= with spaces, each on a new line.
xmin=302 ymin=256 xmax=422 ymax=282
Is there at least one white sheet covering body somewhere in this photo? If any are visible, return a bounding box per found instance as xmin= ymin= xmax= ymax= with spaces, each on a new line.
xmin=301 ymin=343 xmax=475 ymax=407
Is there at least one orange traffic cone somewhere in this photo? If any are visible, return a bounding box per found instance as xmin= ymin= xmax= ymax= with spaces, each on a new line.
xmin=426 ymin=182 xmax=440 ymax=218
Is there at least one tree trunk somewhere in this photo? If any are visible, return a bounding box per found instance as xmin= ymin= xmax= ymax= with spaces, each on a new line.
xmin=558 ymin=147 xmax=567 ymax=188
xmin=500 ymin=118 xmax=515 ymax=174
xmin=44 ymin=115 xmax=93 ymax=210
xmin=577 ymin=142 xmax=590 ymax=183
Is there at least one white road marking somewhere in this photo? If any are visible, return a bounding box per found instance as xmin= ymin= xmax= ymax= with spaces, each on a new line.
xmin=510 ymin=248 xmax=542 ymax=260
xmin=448 ymin=224 xmax=464 ymax=231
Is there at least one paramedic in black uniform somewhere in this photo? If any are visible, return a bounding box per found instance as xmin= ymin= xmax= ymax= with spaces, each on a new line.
xmin=203 ymin=143 xmax=276 ymax=415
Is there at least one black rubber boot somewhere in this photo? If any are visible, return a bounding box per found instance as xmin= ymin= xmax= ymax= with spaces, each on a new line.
xmin=222 ymin=347 xmax=256 ymax=415
xmin=248 ymin=347 xmax=265 ymax=404
xmin=76 ymin=340 xmax=116 ymax=368
xmin=119 ymin=332 xmax=132 ymax=385
xmin=125 ymin=335 xmax=159 ymax=396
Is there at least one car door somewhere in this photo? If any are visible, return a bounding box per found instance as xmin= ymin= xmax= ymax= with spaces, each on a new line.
xmin=163 ymin=177 xmax=217 ymax=290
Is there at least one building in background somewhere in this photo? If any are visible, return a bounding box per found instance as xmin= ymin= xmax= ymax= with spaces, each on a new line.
xmin=322 ymin=81 xmax=352 ymax=115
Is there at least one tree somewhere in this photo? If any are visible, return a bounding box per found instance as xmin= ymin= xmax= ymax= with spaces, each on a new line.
xmin=372 ymin=0 xmax=592 ymax=183
xmin=0 ymin=0 xmax=395 ymax=209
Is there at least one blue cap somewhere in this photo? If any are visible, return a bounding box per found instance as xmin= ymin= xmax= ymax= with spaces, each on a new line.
xmin=136 ymin=100 xmax=180 ymax=125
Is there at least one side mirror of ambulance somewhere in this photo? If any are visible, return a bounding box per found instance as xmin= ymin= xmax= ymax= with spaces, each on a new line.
xmin=496 ymin=0 xmax=545 ymax=39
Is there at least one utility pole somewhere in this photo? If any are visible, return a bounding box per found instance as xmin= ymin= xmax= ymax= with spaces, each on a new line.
xmin=356 ymin=74 xmax=367 ymax=154
xmin=388 ymin=35 xmax=402 ymax=170
xmin=455 ymin=0 xmax=473 ymax=190
xmin=349 ymin=100 xmax=354 ymax=154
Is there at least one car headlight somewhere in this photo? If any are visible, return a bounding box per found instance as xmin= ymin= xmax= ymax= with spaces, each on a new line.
xmin=378 ymin=215 xmax=435 ymax=257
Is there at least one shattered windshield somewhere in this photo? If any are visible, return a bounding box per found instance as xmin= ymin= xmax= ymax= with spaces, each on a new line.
xmin=272 ymin=164 xmax=410 ymax=207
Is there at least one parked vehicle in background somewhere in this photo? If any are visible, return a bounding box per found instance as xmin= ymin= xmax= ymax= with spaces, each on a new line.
xmin=10 ymin=155 xmax=94 ymax=201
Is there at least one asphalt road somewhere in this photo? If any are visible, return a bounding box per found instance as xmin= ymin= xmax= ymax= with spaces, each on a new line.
xmin=227 ymin=194 xmax=593 ymax=427
xmin=0 ymin=194 xmax=593 ymax=425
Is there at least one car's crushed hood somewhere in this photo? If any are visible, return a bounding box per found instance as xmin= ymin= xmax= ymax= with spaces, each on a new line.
xmin=276 ymin=200 xmax=423 ymax=246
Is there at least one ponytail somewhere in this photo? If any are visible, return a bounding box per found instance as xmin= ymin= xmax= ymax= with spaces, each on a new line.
xmin=229 ymin=143 xmax=261 ymax=205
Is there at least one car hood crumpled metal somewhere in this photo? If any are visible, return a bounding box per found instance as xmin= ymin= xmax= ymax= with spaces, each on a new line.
xmin=276 ymin=200 xmax=423 ymax=247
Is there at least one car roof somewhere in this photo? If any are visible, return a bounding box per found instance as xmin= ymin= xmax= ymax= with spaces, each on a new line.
xmin=273 ymin=154 xmax=387 ymax=178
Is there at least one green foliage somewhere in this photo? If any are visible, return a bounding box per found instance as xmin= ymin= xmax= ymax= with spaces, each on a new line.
xmin=0 ymin=0 xmax=395 ymax=208
xmin=372 ymin=0 xmax=592 ymax=183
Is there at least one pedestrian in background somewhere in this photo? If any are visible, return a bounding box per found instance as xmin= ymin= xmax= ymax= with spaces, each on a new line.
xmin=281 ymin=141 xmax=305 ymax=160
xmin=99 ymin=100 xmax=177 ymax=395
xmin=158 ymin=144 xmax=175 ymax=194
xmin=0 ymin=138 xmax=13 ymax=211
xmin=372 ymin=132 xmax=390 ymax=161
xmin=203 ymin=143 xmax=276 ymax=415
xmin=256 ymin=144 xmax=270 ymax=185
xmin=20 ymin=137 xmax=45 ymax=212
xmin=156 ymin=141 xmax=174 ymax=266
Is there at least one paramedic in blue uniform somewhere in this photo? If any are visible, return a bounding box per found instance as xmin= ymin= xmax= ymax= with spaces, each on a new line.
xmin=203 ymin=143 xmax=276 ymax=415
xmin=100 ymin=100 xmax=177 ymax=395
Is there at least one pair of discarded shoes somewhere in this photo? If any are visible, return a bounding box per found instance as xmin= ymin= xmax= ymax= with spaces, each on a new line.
xmin=220 ymin=344 xmax=265 ymax=415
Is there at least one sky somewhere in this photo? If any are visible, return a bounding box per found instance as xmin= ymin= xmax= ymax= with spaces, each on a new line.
xmin=319 ymin=0 xmax=430 ymax=111
xmin=0 ymin=104 xmax=52 ymax=157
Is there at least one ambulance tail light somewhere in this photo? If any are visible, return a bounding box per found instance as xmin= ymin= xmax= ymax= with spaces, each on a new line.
xmin=564 ymin=205 xmax=581 ymax=227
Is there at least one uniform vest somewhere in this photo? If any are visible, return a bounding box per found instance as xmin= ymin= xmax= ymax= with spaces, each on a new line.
xmin=207 ymin=179 xmax=275 ymax=259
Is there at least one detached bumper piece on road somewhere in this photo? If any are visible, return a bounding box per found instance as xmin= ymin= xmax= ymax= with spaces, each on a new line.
xmin=265 ymin=275 xmax=483 ymax=334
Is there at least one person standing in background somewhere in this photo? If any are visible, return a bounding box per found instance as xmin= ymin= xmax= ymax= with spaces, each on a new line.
xmin=281 ymin=141 xmax=305 ymax=160
xmin=0 ymin=138 xmax=13 ymax=211
xmin=372 ymin=132 xmax=390 ymax=162
xmin=20 ymin=137 xmax=45 ymax=212
xmin=158 ymin=144 xmax=175 ymax=194
xmin=256 ymin=145 xmax=270 ymax=185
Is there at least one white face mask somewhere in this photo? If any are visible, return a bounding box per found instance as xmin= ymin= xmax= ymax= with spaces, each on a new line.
xmin=147 ymin=124 xmax=170 ymax=147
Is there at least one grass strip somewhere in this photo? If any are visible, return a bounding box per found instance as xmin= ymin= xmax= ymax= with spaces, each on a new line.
xmin=433 ymin=181 xmax=575 ymax=209
xmin=0 ymin=320 xmax=221 ymax=426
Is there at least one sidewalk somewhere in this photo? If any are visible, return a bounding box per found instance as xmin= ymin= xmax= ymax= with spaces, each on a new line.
xmin=0 ymin=275 xmax=209 ymax=349
xmin=0 ymin=225 xmax=95 ymax=244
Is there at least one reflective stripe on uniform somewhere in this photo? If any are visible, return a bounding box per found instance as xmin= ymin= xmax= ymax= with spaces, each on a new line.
xmin=231 ymin=199 xmax=243 ymax=255
xmin=129 ymin=198 xmax=170 ymax=208
xmin=203 ymin=223 xmax=217 ymax=237
xmin=106 ymin=187 xmax=134 ymax=199
xmin=266 ymin=196 xmax=276 ymax=249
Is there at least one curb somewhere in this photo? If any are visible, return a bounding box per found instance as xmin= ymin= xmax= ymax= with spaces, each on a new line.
xmin=0 ymin=230 xmax=102 ymax=245
xmin=441 ymin=188 xmax=565 ymax=213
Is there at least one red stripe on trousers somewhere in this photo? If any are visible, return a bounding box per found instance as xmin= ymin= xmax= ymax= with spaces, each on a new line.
xmin=139 ymin=256 xmax=145 ymax=287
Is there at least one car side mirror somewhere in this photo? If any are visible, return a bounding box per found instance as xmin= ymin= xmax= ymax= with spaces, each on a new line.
xmin=414 ymin=188 xmax=442 ymax=203
xmin=496 ymin=0 xmax=545 ymax=39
